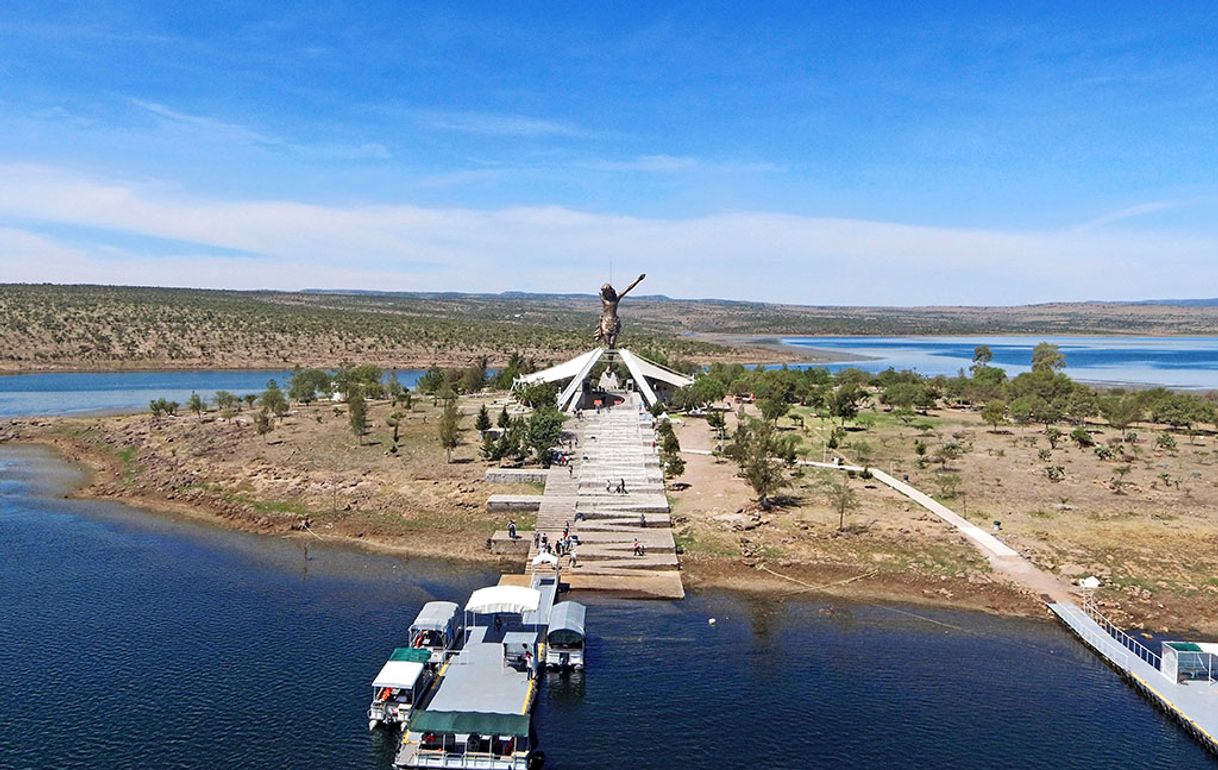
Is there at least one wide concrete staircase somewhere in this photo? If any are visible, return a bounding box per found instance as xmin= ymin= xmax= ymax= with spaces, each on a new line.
xmin=527 ymin=393 xmax=683 ymax=598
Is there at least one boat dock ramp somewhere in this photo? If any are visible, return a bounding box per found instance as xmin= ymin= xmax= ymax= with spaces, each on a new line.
xmin=1049 ymin=595 xmax=1218 ymax=755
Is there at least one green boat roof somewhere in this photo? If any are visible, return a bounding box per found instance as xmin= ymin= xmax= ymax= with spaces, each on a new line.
xmin=390 ymin=647 xmax=433 ymax=663
xmin=1166 ymin=641 xmax=1204 ymax=652
xmin=409 ymin=710 xmax=530 ymax=737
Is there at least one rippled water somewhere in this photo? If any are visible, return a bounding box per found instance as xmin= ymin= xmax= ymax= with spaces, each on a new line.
xmin=1 ymin=445 xmax=1213 ymax=769
xmin=0 ymin=369 xmax=428 ymax=418
xmin=782 ymin=335 xmax=1218 ymax=389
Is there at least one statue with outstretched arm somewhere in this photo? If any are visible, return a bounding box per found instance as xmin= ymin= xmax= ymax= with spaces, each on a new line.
xmin=594 ymin=273 xmax=645 ymax=349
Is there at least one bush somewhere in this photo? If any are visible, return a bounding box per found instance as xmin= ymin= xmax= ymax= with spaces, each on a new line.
xmin=1070 ymin=426 xmax=1094 ymax=448
xmin=1156 ymin=432 xmax=1177 ymax=451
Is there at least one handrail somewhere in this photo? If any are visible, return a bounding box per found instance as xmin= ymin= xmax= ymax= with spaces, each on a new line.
xmin=1081 ymin=594 xmax=1161 ymax=670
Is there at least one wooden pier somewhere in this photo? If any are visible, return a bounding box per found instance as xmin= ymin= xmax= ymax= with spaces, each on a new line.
xmin=489 ymin=392 xmax=684 ymax=599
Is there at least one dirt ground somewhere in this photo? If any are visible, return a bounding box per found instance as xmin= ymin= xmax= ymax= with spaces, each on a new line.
xmin=670 ymin=401 xmax=1218 ymax=635
xmin=4 ymin=395 xmax=535 ymax=565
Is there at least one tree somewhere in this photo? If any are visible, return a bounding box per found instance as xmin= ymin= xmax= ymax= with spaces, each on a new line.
xmin=827 ymin=385 xmax=862 ymax=425
xmin=497 ymin=406 xmax=511 ymax=429
xmin=187 ymin=391 xmax=205 ymax=416
xmin=438 ymin=399 xmax=462 ymax=462
xmin=1044 ymin=426 xmax=1063 ymax=449
xmin=475 ymin=404 xmax=492 ymax=432
xmin=242 ymin=394 xmax=257 ymax=410
xmin=260 ymin=379 xmax=289 ymax=418
xmin=981 ymin=400 xmax=1007 ymax=432
xmin=723 ymin=418 xmax=796 ymax=507
xmin=935 ymin=441 xmax=964 ymax=470
xmin=214 ymin=390 xmax=239 ymax=413
xmin=706 ymin=409 xmax=727 ymax=437
xmin=1031 ymin=342 xmax=1066 ymax=373
xmin=386 ymin=410 xmax=406 ymax=447
xmin=757 ymin=397 xmax=790 ymax=423
xmin=1152 ymin=393 xmax=1201 ymax=434
xmin=664 ymin=453 xmax=686 ymax=479
xmin=348 ymin=387 xmax=368 ymax=444
xmin=524 ymin=406 xmax=565 ymax=465
xmin=253 ymin=409 xmax=273 ymax=442
xmin=1100 ymin=394 xmax=1142 ymax=440
xmin=972 ymin=344 xmax=993 ymax=368
xmin=516 ymin=382 xmax=558 ymax=409
xmin=822 ymin=473 xmax=860 ymax=531
xmin=288 ymin=367 xmax=331 ymax=404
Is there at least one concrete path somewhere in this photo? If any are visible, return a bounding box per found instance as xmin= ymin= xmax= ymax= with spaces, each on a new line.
xmin=797 ymin=460 xmax=1075 ymax=602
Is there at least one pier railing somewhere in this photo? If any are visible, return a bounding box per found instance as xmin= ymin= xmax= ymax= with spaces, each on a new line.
xmin=1081 ymin=593 xmax=1161 ymax=671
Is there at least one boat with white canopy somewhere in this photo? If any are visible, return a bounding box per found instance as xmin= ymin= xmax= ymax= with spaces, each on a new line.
xmin=368 ymin=647 xmax=435 ymax=730
xmin=396 ymin=574 xmax=561 ymax=769
xmin=409 ymin=601 xmax=461 ymax=666
xmin=544 ymin=602 xmax=586 ymax=671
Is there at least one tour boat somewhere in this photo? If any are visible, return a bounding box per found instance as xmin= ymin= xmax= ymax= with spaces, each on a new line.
xmin=544 ymin=601 xmax=586 ymax=670
xmin=409 ymin=601 xmax=461 ymax=666
xmin=369 ymin=647 xmax=435 ymax=730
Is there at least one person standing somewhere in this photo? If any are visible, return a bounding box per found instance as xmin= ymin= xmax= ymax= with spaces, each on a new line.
xmin=508 ymin=519 xmax=517 ymax=540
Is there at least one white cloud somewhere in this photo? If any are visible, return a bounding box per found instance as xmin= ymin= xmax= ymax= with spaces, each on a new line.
xmin=419 ymin=110 xmax=598 ymax=138
xmin=128 ymin=99 xmax=391 ymax=160
xmin=0 ymin=165 xmax=1214 ymax=304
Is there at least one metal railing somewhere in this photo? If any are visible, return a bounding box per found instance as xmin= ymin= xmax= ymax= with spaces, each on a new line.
xmin=1081 ymin=593 xmax=1161 ymax=670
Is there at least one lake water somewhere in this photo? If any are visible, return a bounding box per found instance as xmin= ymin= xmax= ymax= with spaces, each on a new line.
xmin=782 ymin=336 xmax=1218 ymax=389
xmin=0 ymin=369 xmax=426 ymax=418
xmin=1 ymin=444 xmax=1212 ymax=769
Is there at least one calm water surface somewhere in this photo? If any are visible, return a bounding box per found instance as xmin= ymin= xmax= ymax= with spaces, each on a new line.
xmin=0 ymin=369 xmax=426 ymax=418
xmin=1 ymin=445 xmax=1211 ymax=769
xmin=783 ymin=336 xmax=1218 ymax=389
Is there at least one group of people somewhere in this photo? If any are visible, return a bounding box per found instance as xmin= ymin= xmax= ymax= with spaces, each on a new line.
xmin=605 ymin=477 xmax=629 ymax=494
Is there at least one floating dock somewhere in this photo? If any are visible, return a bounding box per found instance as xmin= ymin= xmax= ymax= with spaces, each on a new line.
xmin=1049 ymin=599 xmax=1218 ymax=754
xmin=395 ymin=573 xmax=570 ymax=769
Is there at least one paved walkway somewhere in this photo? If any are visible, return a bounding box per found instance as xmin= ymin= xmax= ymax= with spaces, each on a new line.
xmin=530 ymin=394 xmax=683 ymax=598
xmin=798 ymin=460 xmax=1075 ymax=602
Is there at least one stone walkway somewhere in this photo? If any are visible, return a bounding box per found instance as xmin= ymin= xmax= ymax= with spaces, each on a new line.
xmin=530 ymin=393 xmax=683 ymax=598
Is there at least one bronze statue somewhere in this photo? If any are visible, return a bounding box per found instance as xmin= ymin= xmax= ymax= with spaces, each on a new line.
xmin=594 ymin=273 xmax=645 ymax=349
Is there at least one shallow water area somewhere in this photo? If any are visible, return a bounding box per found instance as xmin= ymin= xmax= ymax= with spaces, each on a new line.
xmin=1 ymin=445 xmax=1213 ymax=769
xmin=782 ymin=335 xmax=1218 ymax=389
xmin=0 ymin=368 xmax=428 ymax=418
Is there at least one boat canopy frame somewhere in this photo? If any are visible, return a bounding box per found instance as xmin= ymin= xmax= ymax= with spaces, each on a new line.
xmin=546 ymin=602 xmax=586 ymax=646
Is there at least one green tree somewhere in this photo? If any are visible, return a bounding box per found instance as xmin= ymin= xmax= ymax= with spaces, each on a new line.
xmin=827 ymin=385 xmax=862 ymax=425
xmin=475 ymin=403 xmax=492 ymax=432
xmin=981 ymin=399 xmax=1007 ymax=432
xmin=242 ymin=394 xmax=257 ymax=410
xmin=438 ymin=399 xmax=462 ymax=462
xmin=386 ymin=410 xmax=406 ymax=447
xmin=348 ymin=387 xmax=368 ymax=444
xmin=1031 ymin=342 xmax=1066 ymax=373
xmin=515 ymin=382 xmax=558 ymax=409
xmin=214 ymin=390 xmax=239 ymax=412
xmin=972 ymin=344 xmax=993 ymax=368
xmin=1099 ymin=394 xmax=1142 ymax=440
xmin=664 ymin=453 xmax=686 ymax=480
xmin=724 ymin=418 xmax=796 ymax=508
xmin=187 ymin=391 xmax=205 ymax=417
xmin=288 ymin=367 xmax=331 ymax=404
xmin=935 ymin=441 xmax=964 ymax=470
xmin=757 ymin=397 xmax=790 ymax=423
xmin=524 ymin=406 xmax=565 ymax=465
xmin=260 ymin=379 xmax=289 ymax=418
xmin=822 ymin=473 xmax=860 ymax=531
xmin=497 ymin=406 xmax=511 ymax=429
xmin=253 ymin=409 xmax=273 ymax=442
xmin=1044 ymin=426 xmax=1063 ymax=449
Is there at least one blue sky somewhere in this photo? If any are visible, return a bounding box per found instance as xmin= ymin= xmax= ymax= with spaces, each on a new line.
xmin=1 ymin=2 xmax=1217 ymax=304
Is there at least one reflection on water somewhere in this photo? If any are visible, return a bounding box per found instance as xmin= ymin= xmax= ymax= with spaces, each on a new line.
xmin=783 ymin=335 xmax=1218 ymax=389
xmin=0 ymin=445 xmax=1212 ymax=769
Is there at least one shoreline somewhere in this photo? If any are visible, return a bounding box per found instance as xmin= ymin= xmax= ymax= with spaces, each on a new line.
xmin=5 ymin=431 xmax=1052 ymax=623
